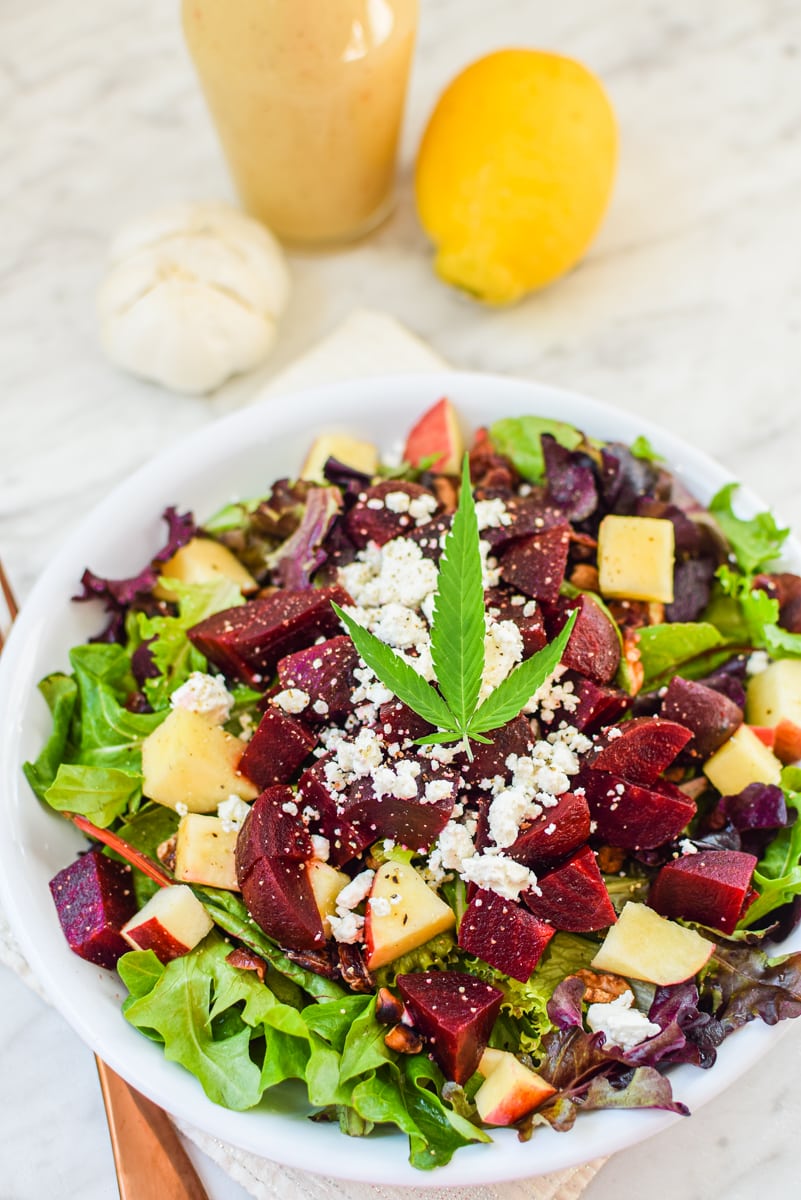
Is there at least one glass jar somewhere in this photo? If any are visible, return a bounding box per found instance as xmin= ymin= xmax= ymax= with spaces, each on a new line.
xmin=182 ymin=0 xmax=419 ymax=246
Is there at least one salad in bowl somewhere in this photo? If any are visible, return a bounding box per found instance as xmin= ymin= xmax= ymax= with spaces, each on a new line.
xmin=4 ymin=375 xmax=801 ymax=1182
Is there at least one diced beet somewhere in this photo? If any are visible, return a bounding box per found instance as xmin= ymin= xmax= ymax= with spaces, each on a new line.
xmin=239 ymin=707 xmax=316 ymax=789
xmin=568 ymin=677 xmax=631 ymax=734
xmin=506 ymin=791 xmax=592 ymax=867
xmin=549 ymin=594 xmax=621 ymax=685
xmin=187 ymin=586 xmax=351 ymax=686
xmin=236 ymin=787 xmax=313 ymax=875
xmin=499 ymin=525 xmax=571 ymax=604
xmin=459 ymin=714 xmax=533 ymax=788
xmin=344 ymin=481 xmax=438 ymax=549
xmin=660 ymin=677 xmax=743 ymax=759
xmin=718 ymin=782 xmax=788 ymax=833
xmin=397 ymin=971 xmax=503 ymax=1084
xmin=458 ymin=889 xmax=554 ymax=981
xmin=698 ymin=664 xmax=747 ymax=710
xmin=484 ymin=587 xmax=547 ymax=656
xmin=340 ymin=770 xmax=457 ymax=852
xmin=648 ymin=849 xmax=758 ymax=935
xmin=542 ymin=435 xmax=598 ymax=522
xmin=378 ymin=699 xmax=433 ymax=745
xmin=405 ymin=514 xmax=452 ymax=562
xmin=588 ymin=717 xmax=692 ymax=785
xmin=582 ymin=770 xmax=697 ymax=849
xmin=277 ymin=635 xmax=359 ymax=723
xmin=523 ymin=846 xmax=617 ymax=932
xmin=297 ymin=761 xmax=373 ymax=867
xmin=49 ymin=848 xmax=138 ymax=969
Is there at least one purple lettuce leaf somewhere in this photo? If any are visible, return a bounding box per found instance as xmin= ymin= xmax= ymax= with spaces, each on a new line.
xmin=268 ymin=487 xmax=343 ymax=590
xmin=719 ymin=784 xmax=788 ymax=834
xmin=636 ymin=498 xmax=702 ymax=556
xmin=665 ymin=558 xmax=716 ymax=623
xmin=647 ymin=982 xmax=726 ymax=1068
xmin=580 ymin=1066 xmax=689 ymax=1117
xmin=322 ymin=457 xmax=374 ymax=497
xmin=546 ymin=976 xmax=586 ymax=1030
xmin=600 ymin=444 xmax=664 ymax=514
xmin=701 ymin=944 xmax=801 ymax=1032
xmin=542 ymin=435 xmax=598 ymax=522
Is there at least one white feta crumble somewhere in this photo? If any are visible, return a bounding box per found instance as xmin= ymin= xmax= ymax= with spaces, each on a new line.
xmin=409 ymin=494 xmax=439 ymax=524
xmin=281 ymin=799 xmax=299 ymax=815
xmin=524 ymin=664 xmax=578 ymax=723
xmin=372 ymin=758 xmax=421 ymax=800
xmin=335 ymin=869 xmax=375 ymax=912
xmin=384 ymin=490 xmax=412 ymax=514
xmin=459 ymin=853 xmax=538 ymax=901
xmin=586 ymin=990 xmax=661 ymax=1052
xmin=479 ymin=619 xmax=524 ymax=702
xmin=746 ymin=650 xmax=771 ymax=675
xmin=310 ymin=834 xmax=330 ymax=862
xmin=368 ymin=896 xmax=392 ymax=917
xmin=274 ymin=688 xmax=311 ymax=715
xmin=423 ymin=778 xmax=455 ymax=806
xmin=217 ymin=794 xmax=251 ymax=832
xmin=350 ymin=665 xmax=394 ymax=706
xmin=475 ymin=498 xmax=512 ymax=531
xmin=679 ymin=838 xmax=699 ymax=856
xmin=175 ymin=801 xmax=189 ymax=818
xmin=479 ymin=539 xmax=501 ymax=588
xmin=338 ymin=539 xmax=438 ymax=610
xmin=170 ymin=672 xmax=234 ymax=725
xmin=487 ymin=786 xmax=543 ymax=850
xmin=312 ymin=699 xmax=330 ymax=716
xmin=351 ymin=602 xmax=430 ymax=650
xmin=324 ymin=726 xmax=384 ymax=790
xmin=328 ymin=910 xmax=364 ymax=944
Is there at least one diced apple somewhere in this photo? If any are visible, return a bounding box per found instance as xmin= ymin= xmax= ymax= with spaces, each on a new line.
xmin=474 ymin=1051 xmax=556 ymax=1126
xmin=746 ymin=660 xmax=801 ymax=762
xmin=597 ymin=515 xmax=675 ymax=603
xmin=703 ymin=723 xmax=783 ymax=795
xmin=402 ymin=397 xmax=463 ymax=475
xmin=591 ymin=901 xmax=714 ymax=985
xmin=364 ymin=861 xmax=455 ymax=970
xmin=477 ymin=1047 xmax=506 ymax=1078
xmin=155 ymin=537 xmax=257 ymax=601
xmin=306 ymin=859 xmax=350 ymax=937
xmin=301 ymin=433 xmax=379 ymax=483
xmin=121 ymin=884 xmax=213 ymax=963
xmin=174 ymin=814 xmax=240 ymax=890
xmin=142 ymin=708 xmax=259 ymax=813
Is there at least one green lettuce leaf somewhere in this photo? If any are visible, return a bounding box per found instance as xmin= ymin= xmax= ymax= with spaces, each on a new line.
xmin=489 ymin=416 xmax=583 ymax=483
xmin=43 ymin=763 xmax=141 ymax=827
xmin=636 ymin=622 xmax=737 ymax=691
xmin=738 ymin=779 xmax=801 ymax=928
xmin=23 ymin=674 xmax=78 ymax=799
xmin=715 ymin=566 xmax=801 ymax=660
xmin=709 ymin=482 xmax=789 ymax=573
xmin=69 ymin=644 xmax=165 ymax=769
xmin=630 ymin=435 xmax=664 ymax=463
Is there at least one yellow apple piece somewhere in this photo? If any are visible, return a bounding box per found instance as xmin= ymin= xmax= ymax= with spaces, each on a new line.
xmin=142 ymin=708 xmax=259 ymax=814
xmin=591 ymin=901 xmax=714 ymax=985
xmin=746 ymin=659 xmax=801 ymax=762
xmin=121 ymin=884 xmax=213 ymax=963
xmin=306 ymin=860 xmax=350 ymax=937
xmin=364 ymin=861 xmax=455 ymax=970
xmin=703 ymin=723 xmax=782 ymax=794
xmin=474 ymin=1051 xmax=556 ymax=1126
xmin=174 ymin=814 xmax=240 ymax=890
xmin=300 ymin=433 xmax=378 ymax=483
xmin=155 ymin=537 xmax=257 ymax=601
xmin=597 ymin=515 xmax=675 ymax=603
xmin=477 ymin=1047 xmax=507 ymax=1078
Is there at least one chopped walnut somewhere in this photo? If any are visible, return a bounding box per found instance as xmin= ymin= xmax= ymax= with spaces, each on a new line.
xmin=596 ymin=844 xmax=627 ymax=874
xmin=569 ymin=563 xmax=600 ymax=592
xmin=226 ymin=948 xmax=267 ymax=984
xmin=156 ymin=835 xmax=177 ymax=872
xmin=432 ymin=475 xmax=458 ymax=513
xmin=375 ymin=987 xmax=405 ymax=1026
xmin=574 ymin=968 xmax=631 ymax=1004
xmin=384 ymin=1023 xmax=424 ymax=1055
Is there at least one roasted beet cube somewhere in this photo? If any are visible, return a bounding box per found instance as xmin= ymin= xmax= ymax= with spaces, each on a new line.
xmin=297 ymin=761 xmax=373 ymax=866
xmin=239 ymin=707 xmax=316 ymax=789
xmin=458 ymin=889 xmax=554 ymax=981
xmin=569 ymin=677 xmax=631 ymax=734
xmin=277 ymin=635 xmax=359 ymax=723
xmin=49 ymin=848 xmax=137 ymax=969
xmin=340 ymin=769 xmax=456 ymax=852
xmin=485 ymin=587 xmax=547 ymax=656
xmin=499 ymin=525 xmax=571 ymax=604
xmin=506 ymin=791 xmax=592 ymax=867
xmin=582 ymin=770 xmax=697 ymax=849
xmin=718 ymin=782 xmax=787 ymax=833
xmin=187 ymin=586 xmax=351 ymax=686
xmin=378 ymin=699 xmax=433 ymax=746
xmin=523 ymin=846 xmax=617 ymax=932
xmin=661 ymin=677 xmax=743 ymax=759
xmin=459 ymin=714 xmax=534 ymax=788
xmin=588 ymin=717 xmax=693 ymax=785
xmin=397 ymin=970 xmax=503 ymax=1084
xmin=344 ymin=481 xmax=438 ymax=549
xmin=549 ymin=594 xmax=621 ymax=685
xmin=648 ymin=849 xmax=758 ymax=935
xmin=236 ymin=786 xmax=313 ymax=874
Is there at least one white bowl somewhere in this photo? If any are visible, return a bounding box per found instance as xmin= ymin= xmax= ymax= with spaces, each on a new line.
xmin=1 ymin=370 xmax=798 ymax=1187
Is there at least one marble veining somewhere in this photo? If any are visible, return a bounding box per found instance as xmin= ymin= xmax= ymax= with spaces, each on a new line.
xmin=2 ymin=0 xmax=801 ymax=1196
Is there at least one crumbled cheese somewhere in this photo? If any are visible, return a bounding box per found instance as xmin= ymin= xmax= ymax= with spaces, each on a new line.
xmin=475 ymin=498 xmax=512 ymax=531
xmin=217 ymin=794 xmax=251 ymax=832
xmin=487 ymin=786 xmax=542 ymax=849
xmin=175 ymin=801 xmax=189 ymax=818
xmin=310 ymin=834 xmax=330 ymax=862
xmin=350 ymin=664 xmax=394 ymax=706
xmin=349 ymin=602 xmax=430 ymax=650
xmin=459 ymin=852 xmax=538 ymax=901
xmin=274 ymin=688 xmax=310 ymax=715
xmin=372 ymin=758 xmax=421 ymax=800
xmin=335 ymin=869 xmax=375 ymax=911
xmin=679 ymin=838 xmax=699 ymax=856
xmin=384 ymin=491 xmax=412 ymax=514
xmin=368 ymin=896 xmax=392 ymax=917
xmin=479 ymin=539 xmax=501 ymax=588
xmin=324 ymin=726 xmax=384 ymax=791
xmin=586 ymin=990 xmax=661 ymax=1052
xmin=312 ymin=699 xmax=330 ymax=716
xmin=281 ymin=799 xmax=299 ymax=815
xmin=170 ymin=672 xmax=234 ymax=724
xmin=328 ymin=910 xmax=364 ymax=944
xmin=423 ymin=778 xmax=455 ymax=806
xmin=746 ymin=650 xmax=771 ymax=675
xmin=606 ymin=727 xmax=623 ymax=740
xmin=524 ymin=664 xmax=578 ymax=723
xmin=339 ymin=539 xmax=438 ymax=610
xmin=479 ymin=618 xmax=524 ymax=702
xmin=522 ymin=600 xmax=538 ymax=618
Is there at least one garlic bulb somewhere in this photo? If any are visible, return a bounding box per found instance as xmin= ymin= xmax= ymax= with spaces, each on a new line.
xmin=98 ymin=202 xmax=290 ymax=394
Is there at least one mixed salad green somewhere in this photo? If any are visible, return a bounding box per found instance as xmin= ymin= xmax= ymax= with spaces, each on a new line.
xmin=27 ymin=403 xmax=801 ymax=1168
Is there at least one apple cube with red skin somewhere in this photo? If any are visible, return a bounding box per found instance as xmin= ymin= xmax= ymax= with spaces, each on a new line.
xmin=549 ymin=594 xmax=621 ymax=685
xmin=506 ymin=791 xmax=592 ymax=868
xmin=523 ymin=846 xmax=617 ymax=932
xmin=402 ymin=397 xmax=464 ymax=475
xmin=49 ymin=848 xmax=138 ymax=969
xmin=239 ymin=707 xmax=316 ymax=790
xmin=499 ymin=525 xmax=572 ymax=605
xmin=474 ymin=1050 xmax=556 ymax=1126
xmin=661 ymin=676 xmax=743 ymax=759
xmin=648 ymin=849 xmax=758 ymax=935
xmin=277 ymin=636 xmax=360 ymax=723
xmin=588 ymin=717 xmax=693 ymax=785
xmin=458 ymin=889 xmax=554 ymax=981
xmin=397 ymin=970 xmax=503 ymax=1084
xmin=187 ymin=586 xmax=352 ymax=686
xmin=581 ymin=770 xmax=696 ymax=849
xmin=344 ymin=481 xmax=439 ymax=549
xmin=121 ymin=884 xmax=213 ymax=964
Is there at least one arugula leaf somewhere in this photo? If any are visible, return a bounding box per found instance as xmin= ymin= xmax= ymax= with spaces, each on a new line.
xmin=709 ymin=483 xmax=789 ymax=573
xmin=630 ymin=435 xmax=664 ymax=463
xmin=636 ymin=622 xmax=737 ymax=691
xmin=69 ymin=644 xmax=165 ymax=769
xmin=333 ymin=603 xmax=457 ymax=733
xmin=467 ymin=611 xmax=576 ymax=734
xmin=44 ymin=764 xmax=141 ymax=827
xmin=23 ymin=674 xmax=78 ymax=799
xmin=429 ymin=457 xmax=485 ymax=728
xmin=489 ymin=416 xmax=583 ymax=482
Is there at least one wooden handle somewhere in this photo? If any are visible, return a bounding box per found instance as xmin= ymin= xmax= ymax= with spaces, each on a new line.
xmin=96 ymin=1057 xmax=211 ymax=1200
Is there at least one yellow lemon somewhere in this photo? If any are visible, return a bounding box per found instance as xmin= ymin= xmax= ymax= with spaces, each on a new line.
xmin=415 ymin=49 xmax=617 ymax=304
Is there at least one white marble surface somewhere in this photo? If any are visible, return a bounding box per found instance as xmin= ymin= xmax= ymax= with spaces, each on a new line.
xmin=2 ymin=0 xmax=801 ymax=1196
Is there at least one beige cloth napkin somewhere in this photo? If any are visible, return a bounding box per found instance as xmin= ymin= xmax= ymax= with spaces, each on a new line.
xmin=0 ymin=310 xmax=606 ymax=1198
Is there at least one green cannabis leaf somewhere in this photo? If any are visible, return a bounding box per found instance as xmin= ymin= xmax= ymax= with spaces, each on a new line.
xmin=334 ymin=455 xmax=575 ymax=754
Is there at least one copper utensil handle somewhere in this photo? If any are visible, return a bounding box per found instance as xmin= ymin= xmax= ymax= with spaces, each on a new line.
xmin=96 ymin=1058 xmax=211 ymax=1200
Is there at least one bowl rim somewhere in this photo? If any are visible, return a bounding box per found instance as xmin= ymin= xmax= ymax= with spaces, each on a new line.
xmin=1 ymin=368 xmax=798 ymax=1188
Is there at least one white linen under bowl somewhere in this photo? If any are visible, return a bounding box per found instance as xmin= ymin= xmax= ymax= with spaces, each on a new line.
xmin=1 ymin=371 xmax=798 ymax=1187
